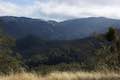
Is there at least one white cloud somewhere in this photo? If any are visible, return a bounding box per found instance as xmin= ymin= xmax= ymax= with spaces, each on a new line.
xmin=37 ymin=0 xmax=120 ymax=20
xmin=1 ymin=0 xmax=120 ymax=21
xmin=0 ymin=1 xmax=38 ymax=17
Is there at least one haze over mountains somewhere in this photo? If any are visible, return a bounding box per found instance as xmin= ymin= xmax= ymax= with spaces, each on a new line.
xmin=1 ymin=16 xmax=120 ymax=40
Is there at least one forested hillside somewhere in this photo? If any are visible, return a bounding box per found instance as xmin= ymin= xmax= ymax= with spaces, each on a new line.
xmin=0 ymin=18 xmax=120 ymax=74
xmin=1 ymin=16 xmax=120 ymax=40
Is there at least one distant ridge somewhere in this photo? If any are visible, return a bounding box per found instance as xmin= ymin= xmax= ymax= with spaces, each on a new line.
xmin=0 ymin=16 xmax=120 ymax=40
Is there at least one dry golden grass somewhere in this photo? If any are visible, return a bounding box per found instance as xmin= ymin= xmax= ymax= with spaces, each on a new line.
xmin=0 ymin=71 xmax=120 ymax=80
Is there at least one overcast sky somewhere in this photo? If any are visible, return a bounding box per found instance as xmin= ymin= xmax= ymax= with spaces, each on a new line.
xmin=0 ymin=0 xmax=120 ymax=21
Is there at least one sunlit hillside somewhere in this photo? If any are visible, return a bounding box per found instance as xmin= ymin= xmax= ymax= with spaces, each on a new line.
xmin=0 ymin=71 xmax=120 ymax=80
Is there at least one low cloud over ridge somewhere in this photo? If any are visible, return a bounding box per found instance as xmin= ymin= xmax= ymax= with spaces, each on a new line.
xmin=0 ymin=0 xmax=120 ymax=21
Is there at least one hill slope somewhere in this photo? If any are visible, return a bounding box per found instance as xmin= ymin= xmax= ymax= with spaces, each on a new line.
xmin=1 ymin=16 xmax=120 ymax=40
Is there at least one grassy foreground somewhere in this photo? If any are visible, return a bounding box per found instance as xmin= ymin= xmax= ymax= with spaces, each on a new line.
xmin=0 ymin=71 xmax=120 ymax=80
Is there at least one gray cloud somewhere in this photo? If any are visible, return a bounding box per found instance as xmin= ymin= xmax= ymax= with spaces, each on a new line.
xmin=39 ymin=0 xmax=120 ymax=6
xmin=1 ymin=0 xmax=120 ymax=21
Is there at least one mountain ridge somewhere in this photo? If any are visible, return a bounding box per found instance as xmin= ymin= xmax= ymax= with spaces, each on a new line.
xmin=1 ymin=16 xmax=120 ymax=40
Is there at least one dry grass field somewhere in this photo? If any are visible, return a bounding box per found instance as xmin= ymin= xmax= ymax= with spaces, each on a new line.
xmin=0 ymin=71 xmax=120 ymax=80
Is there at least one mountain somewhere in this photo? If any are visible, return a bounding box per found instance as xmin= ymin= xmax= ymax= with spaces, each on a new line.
xmin=1 ymin=16 xmax=120 ymax=40
xmin=0 ymin=16 xmax=55 ymax=40
xmin=55 ymin=17 xmax=120 ymax=39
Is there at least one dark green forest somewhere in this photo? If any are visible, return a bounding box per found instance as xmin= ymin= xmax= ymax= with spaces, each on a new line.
xmin=0 ymin=21 xmax=120 ymax=74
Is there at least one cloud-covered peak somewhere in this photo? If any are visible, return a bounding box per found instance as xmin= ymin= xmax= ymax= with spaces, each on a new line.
xmin=0 ymin=0 xmax=120 ymax=21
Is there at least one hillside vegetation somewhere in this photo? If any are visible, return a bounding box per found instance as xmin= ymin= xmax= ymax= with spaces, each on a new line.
xmin=0 ymin=19 xmax=120 ymax=80
xmin=0 ymin=71 xmax=120 ymax=80
xmin=1 ymin=22 xmax=120 ymax=72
